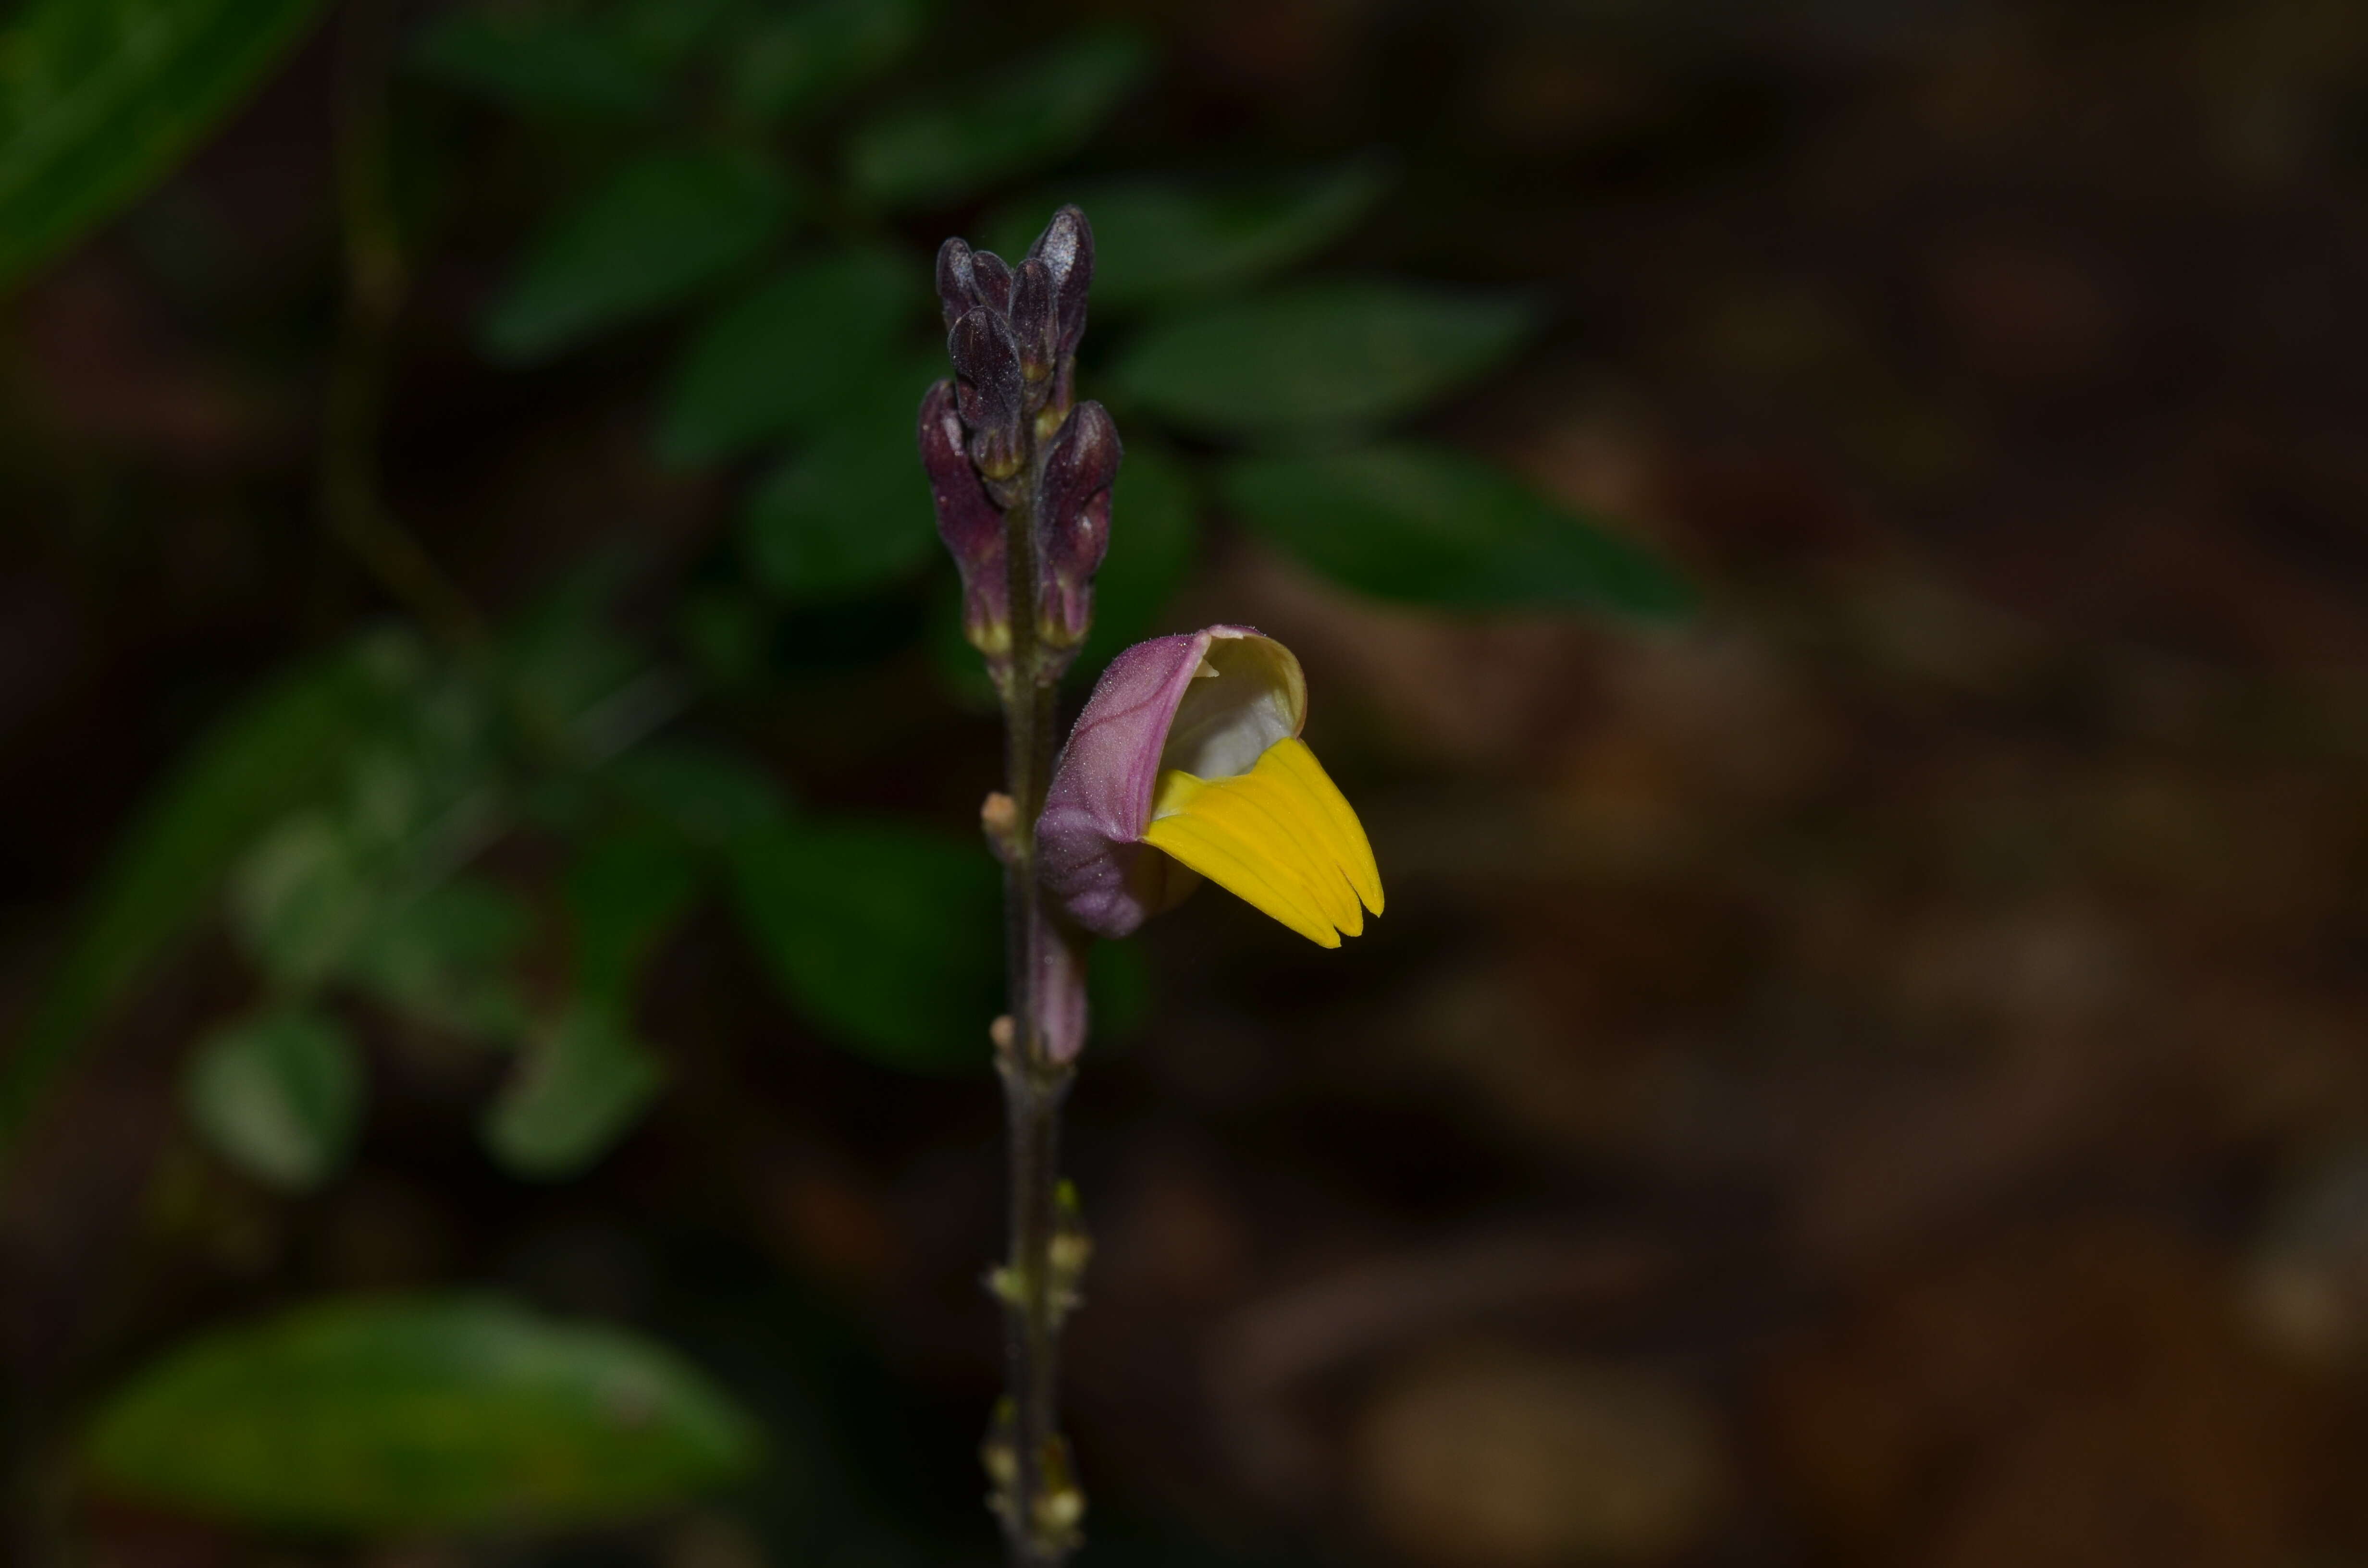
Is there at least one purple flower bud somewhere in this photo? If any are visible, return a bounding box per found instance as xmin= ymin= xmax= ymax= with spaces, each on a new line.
xmin=934 ymin=237 xmax=977 ymax=331
xmin=1008 ymin=256 xmax=1058 ymax=392
xmin=949 ymin=307 xmax=1024 ymax=479
xmin=936 ymin=237 xmax=1015 ymax=326
xmin=1034 ymin=401 xmax=1119 ymax=653
xmin=1037 ymin=626 xmax=1306 ymax=938
xmin=918 ymin=379 xmax=1009 ymax=665
xmin=1026 ymin=205 xmax=1094 ymax=366
xmin=969 ymin=250 xmax=1013 ymax=317
xmin=1035 ymin=928 xmax=1089 ymax=1065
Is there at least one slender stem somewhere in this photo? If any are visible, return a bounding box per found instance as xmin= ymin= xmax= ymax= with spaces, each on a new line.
xmin=991 ymin=414 xmax=1085 ymax=1567
xmin=322 ymin=0 xmax=482 ymax=646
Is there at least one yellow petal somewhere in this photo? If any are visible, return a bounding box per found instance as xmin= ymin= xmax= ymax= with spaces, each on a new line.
xmin=1261 ymin=738 xmax=1384 ymax=915
xmin=1145 ymin=776 xmax=1340 ymax=947
xmin=1188 ymin=768 xmax=1363 ymax=937
xmin=1142 ymin=738 xmax=1383 ymax=947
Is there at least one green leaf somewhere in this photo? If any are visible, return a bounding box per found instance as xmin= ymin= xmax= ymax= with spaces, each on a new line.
xmin=1115 ymin=282 xmax=1536 ymax=439
xmin=566 ymin=829 xmax=700 ymax=1004
xmin=227 ymin=808 xmax=381 ymax=992
xmin=991 ymin=159 xmax=1390 ymax=310
xmin=83 ymin=1295 xmax=761 ymax=1532
xmin=728 ymin=0 xmax=928 ymax=122
xmin=741 ymin=361 xmax=942 ymax=602
xmin=498 ymin=557 xmax=653 ymax=742
xmin=606 ymin=0 xmax=735 ymax=72
xmin=409 ymin=9 xmax=661 ymax=117
xmin=728 ymin=820 xmax=999 ymax=1072
xmin=346 ymin=879 xmax=533 ymax=1041
xmin=0 ymin=0 xmax=329 ymax=291
xmin=658 ymin=246 xmax=920 ymax=467
xmin=224 ymin=736 xmax=522 ymax=1035
xmin=184 ymin=1009 xmax=362 ymax=1191
xmin=482 ymin=1005 xmax=663 ymax=1179
xmin=1080 ymin=436 xmax=1200 ymax=667
xmin=1220 ymin=443 xmax=1694 ymax=618
xmin=844 ymin=29 xmax=1151 ymax=212
xmin=608 ymin=740 xmax=793 ymax=846
xmin=0 ymin=635 xmax=406 ymax=1155
xmin=484 ymin=149 xmax=794 ymax=363
xmin=676 ymin=585 xmax=771 ymax=691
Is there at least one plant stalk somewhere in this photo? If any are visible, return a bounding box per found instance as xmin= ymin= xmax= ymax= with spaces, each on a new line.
xmin=991 ymin=416 xmax=1086 ymax=1567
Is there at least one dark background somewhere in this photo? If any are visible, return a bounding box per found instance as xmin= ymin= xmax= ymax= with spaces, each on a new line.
xmin=8 ymin=0 xmax=2368 ymax=1565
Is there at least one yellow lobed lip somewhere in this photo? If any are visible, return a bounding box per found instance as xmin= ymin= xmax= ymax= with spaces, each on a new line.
xmin=1142 ymin=736 xmax=1383 ymax=948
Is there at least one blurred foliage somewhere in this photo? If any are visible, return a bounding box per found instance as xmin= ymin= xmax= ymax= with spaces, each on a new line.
xmin=182 ymin=1008 xmax=362 ymax=1190
xmin=1221 ymin=445 xmax=1696 ymax=616
xmin=727 ymin=0 xmax=928 ymax=122
xmin=730 ymin=818 xmax=1001 ymax=1072
xmin=844 ymin=28 xmax=1150 ymax=210
xmin=484 ymin=148 xmax=799 ymax=362
xmin=659 ymin=247 xmax=919 ymax=465
xmin=1116 ymin=284 xmax=1537 ymax=437
xmin=84 ymin=1296 xmax=762 ymax=1532
xmin=742 ymin=358 xmax=948 ymax=600
xmin=985 ymin=160 xmax=1391 ymax=311
xmin=0 ymin=637 xmax=401 ymax=1147
xmin=483 ymin=1004 xmax=666 ymax=1179
xmin=0 ymin=0 xmax=329 ymax=288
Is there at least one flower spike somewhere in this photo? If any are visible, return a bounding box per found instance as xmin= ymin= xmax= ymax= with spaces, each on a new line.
xmin=1037 ymin=627 xmax=1382 ymax=944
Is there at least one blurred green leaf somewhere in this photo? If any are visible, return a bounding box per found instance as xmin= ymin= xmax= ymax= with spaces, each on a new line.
xmin=676 ymin=586 xmax=772 ymax=691
xmin=0 ymin=0 xmax=328 ymax=291
xmin=1220 ymin=444 xmax=1694 ymax=618
xmin=741 ymin=361 xmax=942 ymax=602
xmin=497 ymin=555 xmax=667 ymax=766
xmin=222 ymin=683 xmax=517 ymax=1034
xmin=184 ymin=1009 xmax=362 ymax=1191
xmin=567 ymin=828 xmax=700 ymax=1004
xmin=728 ymin=0 xmax=928 ymax=122
xmin=658 ymin=246 xmax=920 ymax=467
xmin=1080 ymin=436 xmax=1200 ymax=668
xmin=227 ymin=808 xmax=380 ymax=991
xmin=844 ymin=28 xmax=1150 ymax=212
xmin=410 ymin=0 xmax=729 ymax=115
xmin=1116 ymin=282 xmax=1536 ymax=438
xmin=992 ymin=159 xmax=1391 ymax=309
xmin=83 ymin=1295 xmax=761 ymax=1532
xmin=410 ymin=8 xmax=661 ymax=117
xmin=484 ymin=149 xmax=794 ymax=363
xmin=482 ymin=1005 xmax=663 ymax=1179
xmin=728 ymin=820 xmax=999 ymax=1072
xmin=347 ymin=878 xmax=533 ymax=1040
xmin=609 ymin=739 xmax=793 ymax=846
xmin=0 ymin=636 xmax=407 ymax=1155
xmin=607 ymin=0 xmax=735 ymax=70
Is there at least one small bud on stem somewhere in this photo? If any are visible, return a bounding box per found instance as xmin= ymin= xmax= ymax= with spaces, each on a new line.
xmin=921 ymin=382 xmax=1010 ymax=673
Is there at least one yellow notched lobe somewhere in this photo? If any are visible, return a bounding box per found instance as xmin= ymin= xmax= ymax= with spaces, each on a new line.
xmin=1142 ymin=737 xmax=1383 ymax=948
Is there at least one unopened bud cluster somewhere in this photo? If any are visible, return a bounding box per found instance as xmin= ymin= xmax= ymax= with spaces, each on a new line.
xmin=918 ymin=206 xmax=1118 ymax=684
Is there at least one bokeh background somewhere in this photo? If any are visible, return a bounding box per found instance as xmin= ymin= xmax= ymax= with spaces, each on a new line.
xmin=8 ymin=0 xmax=2368 ymax=1565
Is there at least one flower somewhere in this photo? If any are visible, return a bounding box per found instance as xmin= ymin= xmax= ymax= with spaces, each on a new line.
xmin=1037 ymin=626 xmax=1382 ymax=946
